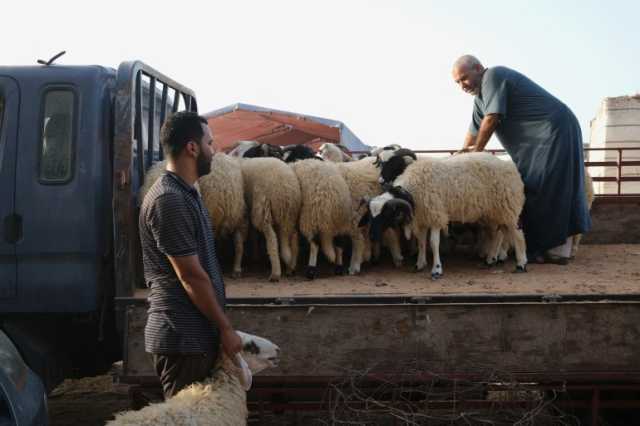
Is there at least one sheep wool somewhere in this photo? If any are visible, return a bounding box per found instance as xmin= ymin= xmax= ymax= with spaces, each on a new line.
xmin=240 ymin=157 xmax=301 ymax=281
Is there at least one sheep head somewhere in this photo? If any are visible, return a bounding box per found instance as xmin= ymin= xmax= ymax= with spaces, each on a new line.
xmin=378 ymin=149 xmax=417 ymax=184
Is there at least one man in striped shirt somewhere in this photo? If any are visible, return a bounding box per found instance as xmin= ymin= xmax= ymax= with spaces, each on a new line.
xmin=139 ymin=111 xmax=242 ymax=399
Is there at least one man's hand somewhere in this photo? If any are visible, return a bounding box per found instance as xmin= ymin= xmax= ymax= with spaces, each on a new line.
xmin=455 ymin=145 xmax=476 ymax=155
xmin=221 ymin=327 xmax=243 ymax=358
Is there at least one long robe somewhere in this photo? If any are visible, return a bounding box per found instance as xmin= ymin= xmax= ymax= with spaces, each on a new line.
xmin=469 ymin=66 xmax=591 ymax=255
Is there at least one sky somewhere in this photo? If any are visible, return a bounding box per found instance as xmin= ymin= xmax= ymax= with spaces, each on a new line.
xmin=2 ymin=0 xmax=639 ymax=150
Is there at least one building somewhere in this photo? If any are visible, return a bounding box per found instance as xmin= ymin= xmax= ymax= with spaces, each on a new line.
xmin=588 ymin=95 xmax=640 ymax=194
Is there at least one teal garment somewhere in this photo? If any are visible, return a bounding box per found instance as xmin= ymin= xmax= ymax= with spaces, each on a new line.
xmin=469 ymin=66 xmax=592 ymax=255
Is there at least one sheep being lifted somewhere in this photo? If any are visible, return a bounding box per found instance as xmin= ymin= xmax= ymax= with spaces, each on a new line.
xmin=108 ymin=331 xmax=280 ymax=426
xmin=362 ymin=152 xmax=528 ymax=278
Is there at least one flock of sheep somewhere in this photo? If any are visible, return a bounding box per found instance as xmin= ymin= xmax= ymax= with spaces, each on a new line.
xmin=140 ymin=140 xmax=595 ymax=280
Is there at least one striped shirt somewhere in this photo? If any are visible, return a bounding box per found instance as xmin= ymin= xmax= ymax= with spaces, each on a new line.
xmin=139 ymin=171 xmax=226 ymax=354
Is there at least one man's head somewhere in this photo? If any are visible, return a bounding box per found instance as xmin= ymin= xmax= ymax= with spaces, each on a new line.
xmin=452 ymin=55 xmax=485 ymax=96
xmin=160 ymin=111 xmax=214 ymax=177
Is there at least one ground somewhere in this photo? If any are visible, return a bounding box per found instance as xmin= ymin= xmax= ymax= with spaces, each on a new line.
xmin=47 ymin=244 xmax=640 ymax=425
xmin=225 ymin=244 xmax=640 ymax=297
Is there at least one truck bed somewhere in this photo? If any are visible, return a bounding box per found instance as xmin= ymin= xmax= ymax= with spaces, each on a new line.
xmin=224 ymin=244 xmax=639 ymax=299
xmin=120 ymin=244 xmax=640 ymax=383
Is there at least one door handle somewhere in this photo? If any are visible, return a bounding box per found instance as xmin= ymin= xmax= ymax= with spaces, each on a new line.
xmin=3 ymin=214 xmax=22 ymax=243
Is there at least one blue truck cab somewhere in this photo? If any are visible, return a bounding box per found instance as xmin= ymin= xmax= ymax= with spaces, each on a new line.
xmin=0 ymin=59 xmax=197 ymax=419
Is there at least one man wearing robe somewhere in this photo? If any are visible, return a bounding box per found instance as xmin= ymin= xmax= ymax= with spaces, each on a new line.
xmin=452 ymin=55 xmax=591 ymax=263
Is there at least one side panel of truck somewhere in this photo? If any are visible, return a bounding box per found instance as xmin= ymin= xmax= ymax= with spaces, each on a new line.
xmin=0 ymin=76 xmax=19 ymax=300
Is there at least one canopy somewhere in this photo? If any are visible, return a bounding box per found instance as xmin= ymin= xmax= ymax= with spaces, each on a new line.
xmin=203 ymin=103 xmax=370 ymax=152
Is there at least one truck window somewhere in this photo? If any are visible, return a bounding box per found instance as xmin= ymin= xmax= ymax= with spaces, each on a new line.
xmin=40 ymin=90 xmax=74 ymax=183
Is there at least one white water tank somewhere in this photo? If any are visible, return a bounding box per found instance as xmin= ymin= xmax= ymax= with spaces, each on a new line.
xmin=589 ymin=95 xmax=640 ymax=194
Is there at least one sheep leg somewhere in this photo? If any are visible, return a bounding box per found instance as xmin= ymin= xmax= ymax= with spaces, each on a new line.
xmin=278 ymin=228 xmax=292 ymax=275
xmin=348 ymin=232 xmax=365 ymax=275
xmin=571 ymin=234 xmax=582 ymax=258
xmin=370 ymin=241 xmax=380 ymax=264
xmin=305 ymin=237 xmax=320 ymax=280
xmin=319 ymin=233 xmax=337 ymax=264
xmin=287 ymin=231 xmax=299 ymax=275
xmin=231 ymin=229 xmax=245 ymax=278
xmin=415 ymin=227 xmax=428 ymax=272
xmin=263 ymin=225 xmax=281 ymax=282
xmin=384 ymin=228 xmax=404 ymax=268
xmin=509 ymin=227 xmax=528 ymax=272
xmin=430 ymin=228 xmax=443 ymax=279
xmin=484 ymin=225 xmax=503 ymax=267
xmin=335 ymin=246 xmax=346 ymax=275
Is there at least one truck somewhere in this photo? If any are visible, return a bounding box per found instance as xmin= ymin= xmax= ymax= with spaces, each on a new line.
xmin=1 ymin=55 xmax=640 ymax=425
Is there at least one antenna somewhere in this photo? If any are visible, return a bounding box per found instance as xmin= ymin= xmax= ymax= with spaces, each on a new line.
xmin=37 ymin=51 xmax=67 ymax=66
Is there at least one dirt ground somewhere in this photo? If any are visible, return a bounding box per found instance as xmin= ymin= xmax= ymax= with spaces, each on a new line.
xmin=226 ymin=244 xmax=640 ymax=298
xmin=47 ymin=244 xmax=639 ymax=425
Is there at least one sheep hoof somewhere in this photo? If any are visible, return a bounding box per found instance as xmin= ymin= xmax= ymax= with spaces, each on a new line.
xmin=496 ymin=259 xmax=505 ymax=265
xmin=269 ymin=274 xmax=280 ymax=283
xmin=393 ymin=258 xmax=403 ymax=268
xmin=483 ymin=260 xmax=496 ymax=268
xmin=305 ymin=266 xmax=318 ymax=280
xmin=334 ymin=265 xmax=347 ymax=276
xmin=514 ymin=265 xmax=527 ymax=273
xmin=231 ymin=271 xmax=242 ymax=279
xmin=414 ymin=264 xmax=425 ymax=273
xmin=284 ymin=268 xmax=296 ymax=277
xmin=431 ymin=271 xmax=442 ymax=280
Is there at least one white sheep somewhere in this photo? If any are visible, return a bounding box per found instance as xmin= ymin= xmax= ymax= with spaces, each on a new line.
xmin=318 ymin=142 xmax=353 ymax=162
xmin=107 ymin=331 xmax=280 ymax=426
xmin=240 ymin=157 xmax=301 ymax=281
xmin=198 ymin=153 xmax=249 ymax=278
xmin=138 ymin=157 xmax=247 ymax=278
xmin=368 ymin=152 xmax=527 ymax=278
xmin=290 ymin=159 xmax=355 ymax=278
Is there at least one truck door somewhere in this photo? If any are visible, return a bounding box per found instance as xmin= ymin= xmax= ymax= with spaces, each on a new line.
xmin=0 ymin=77 xmax=19 ymax=299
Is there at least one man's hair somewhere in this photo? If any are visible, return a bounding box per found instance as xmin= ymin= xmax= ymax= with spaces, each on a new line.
xmin=160 ymin=111 xmax=209 ymax=158
xmin=453 ymin=54 xmax=483 ymax=71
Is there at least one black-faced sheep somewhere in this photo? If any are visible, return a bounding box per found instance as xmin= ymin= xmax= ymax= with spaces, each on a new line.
xmin=366 ymin=152 xmax=527 ymax=278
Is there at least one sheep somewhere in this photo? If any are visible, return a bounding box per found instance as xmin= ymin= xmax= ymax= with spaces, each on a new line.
xmin=242 ymin=143 xmax=284 ymax=159
xmin=335 ymin=157 xmax=404 ymax=271
xmin=281 ymin=144 xmax=319 ymax=163
xmin=290 ymin=159 xmax=355 ymax=278
xmin=107 ymin=331 xmax=280 ymax=426
xmin=198 ymin=154 xmax=249 ymax=278
xmin=240 ymin=157 xmax=301 ymax=281
xmin=365 ymin=152 xmax=527 ymax=278
xmin=318 ymin=142 xmax=353 ymax=162
xmin=138 ymin=160 xmax=168 ymax=205
xmin=228 ymin=140 xmax=259 ymax=157
xmin=138 ymin=157 xmax=247 ymax=278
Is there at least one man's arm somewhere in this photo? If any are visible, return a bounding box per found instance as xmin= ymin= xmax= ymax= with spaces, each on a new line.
xmin=471 ymin=113 xmax=500 ymax=152
xmin=167 ymin=254 xmax=243 ymax=357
